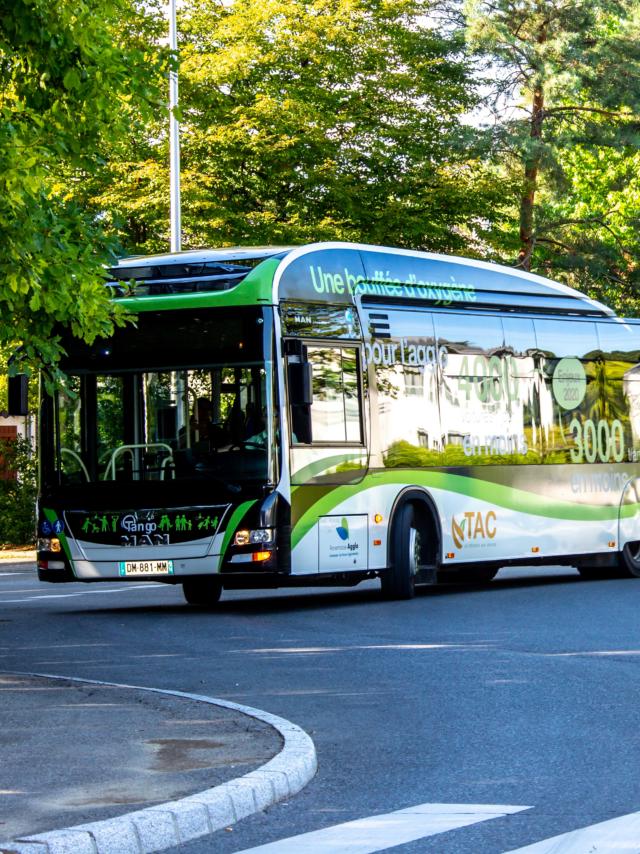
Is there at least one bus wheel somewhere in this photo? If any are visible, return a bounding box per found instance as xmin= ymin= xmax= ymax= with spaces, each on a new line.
xmin=182 ymin=578 xmax=223 ymax=606
xmin=381 ymin=503 xmax=420 ymax=600
xmin=618 ymin=541 xmax=640 ymax=578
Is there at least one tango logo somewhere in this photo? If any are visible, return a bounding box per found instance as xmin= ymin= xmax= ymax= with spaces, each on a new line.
xmin=121 ymin=513 xmax=157 ymax=534
xmin=451 ymin=510 xmax=497 ymax=550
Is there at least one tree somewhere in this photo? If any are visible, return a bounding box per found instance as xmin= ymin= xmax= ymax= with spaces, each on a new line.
xmin=0 ymin=0 xmax=168 ymax=378
xmin=532 ymin=142 xmax=640 ymax=312
xmin=466 ymin=0 xmax=640 ymax=308
xmin=0 ymin=435 xmax=37 ymax=544
xmin=86 ymin=0 xmax=501 ymax=257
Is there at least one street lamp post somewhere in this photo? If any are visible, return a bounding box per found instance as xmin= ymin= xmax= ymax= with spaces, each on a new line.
xmin=169 ymin=0 xmax=181 ymax=253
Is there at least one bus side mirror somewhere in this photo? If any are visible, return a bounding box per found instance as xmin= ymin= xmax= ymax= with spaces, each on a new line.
xmin=7 ymin=374 xmax=28 ymax=416
xmin=287 ymin=361 xmax=313 ymax=444
xmin=287 ymin=361 xmax=313 ymax=406
xmin=291 ymin=404 xmax=312 ymax=444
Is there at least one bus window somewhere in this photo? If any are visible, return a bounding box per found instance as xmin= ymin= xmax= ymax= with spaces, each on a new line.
xmin=47 ymin=307 xmax=274 ymax=489
xmin=501 ymin=316 xmax=541 ymax=462
xmin=534 ymin=319 xmax=599 ymax=463
xmin=622 ymin=367 xmax=640 ymax=460
xmin=597 ymin=321 xmax=640 ymax=463
xmin=364 ymin=309 xmax=441 ymax=468
xmin=55 ymin=376 xmax=85 ymax=483
xmin=305 ymin=346 xmax=362 ymax=444
xmin=434 ymin=313 xmax=512 ymax=464
xmin=596 ymin=319 xmax=640 ymax=361
xmin=534 ymin=318 xmax=599 ymax=360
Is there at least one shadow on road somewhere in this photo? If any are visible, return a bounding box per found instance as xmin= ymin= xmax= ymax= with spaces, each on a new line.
xmin=59 ymin=567 xmax=602 ymax=619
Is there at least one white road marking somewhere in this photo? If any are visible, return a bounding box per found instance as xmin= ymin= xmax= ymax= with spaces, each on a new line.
xmin=0 ymin=584 xmax=170 ymax=603
xmin=234 ymin=803 xmax=530 ymax=854
xmin=504 ymin=810 xmax=640 ymax=852
xmin=546 ymin=649 xmax=640 ymax=658
xmin=0 ymin=593 xmax=91 ymax=605
xmin=235 ymin=643 xmax=484 ymax=654
xmin=0 ymin=588 xmax=44 ymax=593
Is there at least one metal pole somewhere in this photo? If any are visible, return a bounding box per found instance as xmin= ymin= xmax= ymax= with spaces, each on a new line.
xmin=169 ymin=0 xmax=181 ymax=252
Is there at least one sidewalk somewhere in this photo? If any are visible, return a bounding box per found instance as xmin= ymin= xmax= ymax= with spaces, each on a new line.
xmin=0 ymin=549 xmax=36 ymax=570
xmin=0 ymin=557 xmax=317 ymax=852
xmin=1 ymin=674 xmax=283 ymax=843
xmin=0 ymin=674 xmax=317 ymax=854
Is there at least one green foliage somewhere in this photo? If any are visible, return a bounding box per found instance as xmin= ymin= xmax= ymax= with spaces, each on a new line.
xmin=89 ymin=0 xmax=501 ymax=256
xmin=7 ymin=0 xmax=640 ymax=369
xmin=532 ymin=142 xmax=640 ymax=315
xmin=466 ymin=0 xmax=640 ymax=313
xmin=0 ymin=0 xmax=169 ymax=377
xmin=0 ymin=437 xmax=37 ymax=545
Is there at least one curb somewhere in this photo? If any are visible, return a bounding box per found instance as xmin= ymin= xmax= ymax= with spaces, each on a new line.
xmin=1 ymin=673 xmax=318 ymax=854
xmin=0 ymin=551 xmax=35 ymax=564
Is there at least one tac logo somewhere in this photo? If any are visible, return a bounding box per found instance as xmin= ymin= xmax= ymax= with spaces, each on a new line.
xmin=451 ymin=510 xmax=497 ymax=550
xmin=336 ymin=517 xmax=350 ymax=541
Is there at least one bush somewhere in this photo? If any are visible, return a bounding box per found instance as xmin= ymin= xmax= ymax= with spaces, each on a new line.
xmin=0 ymin=436 xmax=37 ymax=546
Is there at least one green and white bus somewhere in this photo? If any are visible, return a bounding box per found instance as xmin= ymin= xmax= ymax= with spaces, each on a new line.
xmin=32 ymin=241 xmax=640 ymax=603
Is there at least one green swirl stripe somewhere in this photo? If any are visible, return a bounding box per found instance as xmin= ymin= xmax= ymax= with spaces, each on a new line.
xmin=291 ymin=470 xmax=636 ymax=550
xmin=291 ymin=452 xmax=367 ymax=485
xmin=219 ymin=500 xmax=258 ymax=564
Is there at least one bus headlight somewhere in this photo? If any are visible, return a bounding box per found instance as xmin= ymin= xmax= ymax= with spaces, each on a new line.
xmin=233 ymin=528 xmax=275 ymax=547
xmin=37 ymin=537 xmax=62 ymax=553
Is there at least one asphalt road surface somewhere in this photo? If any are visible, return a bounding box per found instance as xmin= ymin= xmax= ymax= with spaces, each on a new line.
xmin=2 ymin=563 xmax=640 ymax=853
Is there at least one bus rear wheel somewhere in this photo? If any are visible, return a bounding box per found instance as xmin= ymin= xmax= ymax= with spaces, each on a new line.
xmin=182 ymin=577 xmax=223 ymax=606
xmin=381 ymin=503 xmax=421 ymax=600
xmin=618 ymin=541 xmax=640 ymax=578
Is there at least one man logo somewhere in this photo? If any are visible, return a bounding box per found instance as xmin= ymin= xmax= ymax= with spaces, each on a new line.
xmin=336 ymin=517 xmax=350 ymax=541
xmin=451 ymin=511 xmax=497 ymax=549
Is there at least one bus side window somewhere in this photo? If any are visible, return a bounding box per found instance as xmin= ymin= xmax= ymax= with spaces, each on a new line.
xmin=304 ymin=346 xmax=363 ymax=444
xmin=534 ymin=319 xmax=599 ymax=463
xmin=434 ymin=312 xmax=505 ymax=464
xmin=597 ymin=321 xmax=640 ymax=463
xmin=501 ymin=316 xmax=540 ymax=462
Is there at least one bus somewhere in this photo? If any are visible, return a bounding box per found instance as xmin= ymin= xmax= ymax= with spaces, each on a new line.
xmin=28 ymin=241 xmax=640 ymax=604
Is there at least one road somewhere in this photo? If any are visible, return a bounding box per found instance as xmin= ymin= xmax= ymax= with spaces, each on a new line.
xmin=2 ymin=564 xmax=640 ymax=852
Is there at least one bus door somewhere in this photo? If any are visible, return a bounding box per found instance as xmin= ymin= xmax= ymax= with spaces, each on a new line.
xmin=287 ymin=341 xmax=369 ymax=574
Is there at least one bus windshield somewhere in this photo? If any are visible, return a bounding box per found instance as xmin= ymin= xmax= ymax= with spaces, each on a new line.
xmin=44 ymin=307 xmax=275 ymax=491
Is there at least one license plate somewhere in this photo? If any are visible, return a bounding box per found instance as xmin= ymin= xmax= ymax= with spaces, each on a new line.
xmin=119 ymin=560 xmax=174 ymax=577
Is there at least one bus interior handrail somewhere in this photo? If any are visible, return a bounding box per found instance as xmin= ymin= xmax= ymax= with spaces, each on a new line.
xmin=60 ymin=447 xmax=90 ymax=482
xmin=103 ymin=443 xmax=175 ymax=481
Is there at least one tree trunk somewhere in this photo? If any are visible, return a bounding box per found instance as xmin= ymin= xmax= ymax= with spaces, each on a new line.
xmin=518 ymin=23 xmax=547 ymax=271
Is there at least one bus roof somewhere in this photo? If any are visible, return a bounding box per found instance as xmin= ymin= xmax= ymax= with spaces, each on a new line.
xmin=274 ymin=242 xmax=615 ymax=317
xmin=109 ymin=241 xmax=615 ymax=318
xmin=114 ymin=246 xmax=291 ymax=271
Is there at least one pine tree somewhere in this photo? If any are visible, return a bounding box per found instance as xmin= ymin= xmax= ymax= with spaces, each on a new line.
xmin=466 ymin=0 xmax=640 ymax=306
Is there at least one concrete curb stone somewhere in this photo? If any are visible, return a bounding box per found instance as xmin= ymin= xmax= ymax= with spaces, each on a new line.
xmin=0 ymin=550 xmax=35 ymax=562
xmin=0 ymin=550 xmax=35 ymax=570
xmin=1 ymin=674 xmax=318 ymax=854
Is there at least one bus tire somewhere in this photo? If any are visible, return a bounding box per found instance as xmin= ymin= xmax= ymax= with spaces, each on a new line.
xmin=618 ymin=541 xmax=640 ymax=578
xmin=381 ymin=503 xmax=421 ymax=600
xmin=182 ymin=577 xmax=223 ymax=606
